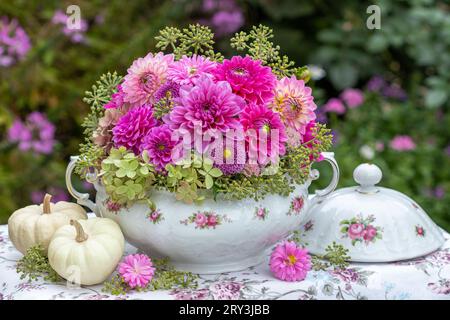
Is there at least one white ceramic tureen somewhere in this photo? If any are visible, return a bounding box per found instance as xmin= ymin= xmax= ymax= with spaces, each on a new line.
xmin=66 ymin=153 xmax=339 ymax=274
xmin=300 ymin=163 xmax=445 ymax=262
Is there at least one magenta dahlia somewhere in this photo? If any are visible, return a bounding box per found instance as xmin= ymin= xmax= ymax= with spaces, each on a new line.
xmin=271 ymin=76 xmax=316 ymax=136
xmin=140 ymin=124 xmax=176 ymax=171
xmin=213 ymin=55 xmax=276 ymax=105
xmin=154 ymin=80 xmax=180 ymax=102
xmin=166 ymin=76 xmax=244 ymax=133
xmin=104 ymin=84 xmax=126 ymax=109
xmin=240 ymin=103 xmax=287 ymax=165
xmin=112 ymin=105 xmax=157 ymax=154
xmin=167 ymin=54 xmax=217 ymax=86
xmin=270 ymin=241 xmax=311 ymax=282
xmin=122 ymin=52 xmax=173 ymax=106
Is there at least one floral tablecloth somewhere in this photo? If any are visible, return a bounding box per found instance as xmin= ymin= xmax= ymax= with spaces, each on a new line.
xmin=1 ymin=224 xmax=449 ymax=300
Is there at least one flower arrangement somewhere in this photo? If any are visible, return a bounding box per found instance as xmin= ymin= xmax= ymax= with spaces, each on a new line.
xmin=75 ymin=24 xmax=332 ymax=209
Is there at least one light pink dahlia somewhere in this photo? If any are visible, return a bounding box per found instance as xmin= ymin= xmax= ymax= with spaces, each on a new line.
xmin=122 ymin=52 xmax=174 ymax=106
xmin=167 ymin=76 xmax=244 ymax=133
xmin=240 ymin=103 xmax=287 ymax=165
xmin=271 ymin=76 xmax=317 ymax=136
xmin=140 ymin=124 xmax=176 ymax=171
xmin=118 ymin=254 xmax=155 ymax=289
xmin=270 ymin=241 xmax=311 ymax=282
xmin=112 ymin=105 xmax=157 ymax=154
xmin=167 ymin=54 xmax=217 ymax=86
xmin=213 ymin=55 xmax=276 ymax=105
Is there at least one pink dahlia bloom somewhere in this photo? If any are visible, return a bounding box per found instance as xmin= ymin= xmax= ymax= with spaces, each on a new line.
xmin=302 ymin=121 xmax=324 ymax=162
xmin=167 ymin=54 xmax=217 ymax=86
xmin=167 ymin=76 xmax=244 ymax=133
xmin=122 ymin=52 xmax=174 ymax=106
xmin=213 ymin=55 xmax=276 ymax=105
xmin=323 ymin=98 xmax=345 ymax=114
xmin=210 ymin=136 xmax=246 ymax=175
xmin=390 ymin=135 xmax=416 ymax=151
xmin=340 ymin=88 xmax=364 ymax=109
xmin=241 ymin=103 xmax=287 ymax=165
xmin=104 ymin=85 xmax=125 ymax=109
xmin=154 ymin=80 xmax=180 ymax=102
xmin=270 ymin=241 xmax=311 ymax=282
xmin=140 ymin=124 xmax=176 ymax=171
xmin=271 ymin=76 xmax=316 ymax=136
xmin=112 ymin=105 xmax=157 ymax=154
xmin=118 ymin=254 xmax=155 ymax=289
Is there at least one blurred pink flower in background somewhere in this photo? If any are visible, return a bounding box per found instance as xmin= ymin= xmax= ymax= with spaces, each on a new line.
xmin=0 ymin=16 xmax=31 ymax=67
xmin=8 ymin=112 xmax=56 ymax=155
xmin=323 ymin=98 xmax=345 ymax=114
xmin=340 ymin=88 xmax=364 ymax=108
xmin=31 ymin=187 xmax=69 ymax=204
xmin=445 ymin=145 xmax=450 ymax=157
xmin=375 ymin=141 xmax=385 ymax=152
xmin=51 ymin=10 xmax=88 ymax=43
xmin=200 ymin=0 xmax=244 ymax=36
xmin=366 ymin=75 xmax=385 ymax=92
xmin=389 ymin=135 xmax=416 ymax=151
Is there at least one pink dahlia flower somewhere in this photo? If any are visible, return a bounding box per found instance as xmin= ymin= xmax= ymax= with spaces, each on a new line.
xmin=140 ymin=124 xmax=176 ymax=171
xmin=270 ymin=241 xmax=311 ymax=282
xmin=302 ymin=121 xmax=324 ymax=162
xmin=112 ymin=105 xmax=157 ymax=154
xmin=390 ymin=135 xmax=416 ymax=151
xmin=154 ymin=80 xmax=180 ymax=102
xmin=210 ymin=136 xmax=246 ymax=175
xmin=271 ymin=76 xmax=316 ymax=136
xmin=323 ymin=98 xmax=346 ymax=114
xmin=240 ymin=103 xmax=287 ymax=165
xmin=122 ymin=52 xmax=173 ymax=106
xmin=340 ymin=88 xmax=364 ymax=109
xmin=104 ymin=84 xmax=126 ymax=109
xmin=118 ymin=254 xmax=155 ymax=289
xmin=167 ymin=76 xmax=244 ymax=133
xmin=213 ymin=55 xmax=276 ymax=105
xmin=167 ymin=54 xmax=217 ymax=86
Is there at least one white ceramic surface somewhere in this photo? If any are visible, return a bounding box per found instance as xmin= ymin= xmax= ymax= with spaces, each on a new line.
xmin=300 ymin=163 xmax=445 ymax=262
xmin=65 ymin=153 xmax=339 ymax=274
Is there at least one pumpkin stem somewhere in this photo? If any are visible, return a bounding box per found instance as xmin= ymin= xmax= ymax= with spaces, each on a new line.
xmin=70 ymin=219 xmax=89 ymax=242
xmin=43 ymin=194 xmax=52 ymax=214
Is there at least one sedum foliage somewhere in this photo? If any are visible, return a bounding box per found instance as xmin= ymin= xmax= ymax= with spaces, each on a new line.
xmin=16 ymin=245 xmax=62 ymax=283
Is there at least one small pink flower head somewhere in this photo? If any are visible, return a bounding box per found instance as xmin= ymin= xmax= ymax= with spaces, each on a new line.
xmin=340 ymin=88 xmax=364 ymax=109
xmin=323 ymin=98 xmax=346 ymax=114
xmin=240 ymin=103 xmax=287 ymax=165
xmin=271 ymin=76 xmax=317 ymax=136
xmin=140 ymin=124 xmax=176 ymax=171
xmin=118 ymin=254 xmax=155 ymax=289
xmin=213 ymin=55 xmax=276 ymax=105
xmin=154 ymin=80 xmax=180 ymax=102
xmin=167 ymin=76 xmax=244 ymax=133
xmin=195 ymin=213 xmax=208 ymax=227
xmin=302 ymin=120 xmax=324 ymax=162
xmin=389 ymin=135 xmax=416 ymax=151
xmin=112 ymin=105 xmax=157 ymax=154
xmin=270 ymin=241 xmax=311 ymax=282
xmin=122 ymin=52 xmax=174 ymax=106
xmin=348 ymin=223 xmax=365 ymax=240
xmin=210 ymin=136 xmax=246 ymax=175
xmin=167 ymin=54 xmax=217 ymax=86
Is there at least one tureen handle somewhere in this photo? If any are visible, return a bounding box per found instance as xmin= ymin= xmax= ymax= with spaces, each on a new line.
xmin=313 ymin=152 xmax=340 ymax=198
xmin=65 ymin=156 xmax=99 ymax=215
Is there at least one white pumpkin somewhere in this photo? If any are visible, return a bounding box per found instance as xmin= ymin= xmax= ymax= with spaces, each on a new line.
xmin=8 ymin=194 xmax=87 ymax=255
xmin=48 ymin=218 xmax=124 ymax=285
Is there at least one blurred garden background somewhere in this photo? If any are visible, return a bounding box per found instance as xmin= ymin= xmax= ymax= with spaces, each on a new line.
xmin=0 ymin=0 xmax=449 ymax=229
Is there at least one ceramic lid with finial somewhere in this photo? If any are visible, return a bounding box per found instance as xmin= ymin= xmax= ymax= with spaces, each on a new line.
xmin=301 ymin=163 xmax=445 ymax=262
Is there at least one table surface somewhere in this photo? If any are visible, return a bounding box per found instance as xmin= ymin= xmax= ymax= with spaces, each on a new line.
xmin=1 ymin=224 xmax=449 ymax=300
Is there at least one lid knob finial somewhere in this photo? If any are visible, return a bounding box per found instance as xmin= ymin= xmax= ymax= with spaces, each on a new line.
xmin=353 ymin=163 xmax=382 ymax=193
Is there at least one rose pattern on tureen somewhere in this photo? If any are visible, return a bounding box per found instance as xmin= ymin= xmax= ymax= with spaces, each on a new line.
xmin=103 ymin=199 xmax=123 ymax=213
xmin=180 ymin=211 xmax=231 ymax=229
xmin=415 ymin=225 xmax=426 ymax=237
xmin=339 ymin=214 xmax=382 ymax=246
xmin=303 ymin=219 xmax=314 ymax=232
xmin=254 ymin=207 xmax=268 ymax=220
xmin=147 ymin=209 xmax=164 ymax=224
xmin=288 ymin=196 xmax=304 ymax=215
